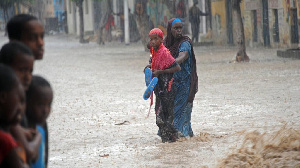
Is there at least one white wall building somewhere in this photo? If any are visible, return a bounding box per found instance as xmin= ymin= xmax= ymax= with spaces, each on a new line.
xmin=65 ymin=0 xmax=135 ymax=36
xmin=65 ymin=0 xmax=94 ymax=35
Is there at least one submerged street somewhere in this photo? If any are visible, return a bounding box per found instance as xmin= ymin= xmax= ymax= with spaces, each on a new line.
xmin=1 ymin=32 xmax=299 ymax=167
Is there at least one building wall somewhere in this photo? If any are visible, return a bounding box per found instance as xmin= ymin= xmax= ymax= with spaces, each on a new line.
xmin=66 ymin=0 xmax=75 ymax=34
xmin=82 ymin=0 xmax=94 ymax=34
xmin=45 ymin=0 xmax=55 ymax=17
xmin=243 ymin=0 xmax=298 ymax=48
xmin=211 ymin=0 xmax=299 ymax=48
xmin=54 ymin=0 xmax=65 ymax=21
xmin=211 ymin=0 xmax=227 ymax=44
xmin=66 ymin=0 xmax=94 ymax=35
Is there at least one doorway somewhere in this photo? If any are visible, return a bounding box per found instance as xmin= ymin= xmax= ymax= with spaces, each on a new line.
xmin=226 ymin=0 xmax=233 ymax=44
xmin=290 ymin=8 xmax=299 ymax=44
xmin=262 ymin=0 xmax=270 ymax=46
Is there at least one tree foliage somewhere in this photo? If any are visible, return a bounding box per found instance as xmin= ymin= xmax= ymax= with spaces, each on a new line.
xmin=0 ymin=0 xmax=34 ymax=9
xmin=0 ymin=0 xmax=34 ymax=25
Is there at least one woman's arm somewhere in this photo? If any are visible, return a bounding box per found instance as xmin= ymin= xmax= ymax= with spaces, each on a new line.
xmin=176 ymin=51 xmax=189 ymax=64
xmin=152 ymin=64 xmax=181 ymax=77
xmin=10 ymin=124 xmax=41 ymax=163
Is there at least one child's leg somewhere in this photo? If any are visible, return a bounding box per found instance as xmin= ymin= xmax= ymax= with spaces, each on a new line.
xmin=156 ymin=111 xmax=168 ymax=143
xmin=165 ymin=84 xmax=178 ymax=140
xmin=158 ymin=90 xmax=178 ymax=142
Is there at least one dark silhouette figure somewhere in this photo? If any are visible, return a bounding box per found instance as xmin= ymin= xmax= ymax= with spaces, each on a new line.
xmin=189 ymin=1 xmax=209 ymax=43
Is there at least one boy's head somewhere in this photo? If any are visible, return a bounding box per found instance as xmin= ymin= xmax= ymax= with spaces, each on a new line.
xmin=26 ymin=76 xmax=53 ymax=125
xmin=0 ymin=64 xmax=25 ymax=127
xmin=0 ymin=41 xmax=34 ymax=90
xmin=6 ymin=14 xmax=45 ymax=60
xmin=149 ymin=28 xmax=164 ymax=50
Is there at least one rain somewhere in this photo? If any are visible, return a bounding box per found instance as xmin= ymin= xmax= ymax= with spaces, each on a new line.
xmin=0 ymin=0 xmax=299 ymax=167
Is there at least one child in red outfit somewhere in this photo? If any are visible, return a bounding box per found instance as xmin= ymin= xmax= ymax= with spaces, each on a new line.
xmin=0 ymin=64 xmax=26 ymax=167
xmin=147 ymin=28 xmax=181 ymax=143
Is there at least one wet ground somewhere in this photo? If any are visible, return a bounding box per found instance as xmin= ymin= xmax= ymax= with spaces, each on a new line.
xmin=1 ymin=33 xmax=299 ymax=167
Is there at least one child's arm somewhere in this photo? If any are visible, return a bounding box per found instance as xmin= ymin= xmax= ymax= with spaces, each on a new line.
xmin=3 ymin=148 xmax=27 ymax=168
xmin=143 ymin=64 xmax=151 ymax=73
xmin=143 ymin=57 xmax=152 ymax=73
xmin=152 ymin=63 xmax=181 ymax=77
xmin=10 ymin=124 xmax=41 ymax=163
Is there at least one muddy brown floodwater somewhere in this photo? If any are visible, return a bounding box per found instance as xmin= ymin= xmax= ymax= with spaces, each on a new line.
xmin=0 ymin=32 xmax=299 ymax=167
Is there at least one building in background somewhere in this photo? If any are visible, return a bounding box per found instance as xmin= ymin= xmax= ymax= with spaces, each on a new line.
xmin=0 ymin=0 xmax=65 ymax=33
xmin=210 ymin=0 xmax=299 ymax=48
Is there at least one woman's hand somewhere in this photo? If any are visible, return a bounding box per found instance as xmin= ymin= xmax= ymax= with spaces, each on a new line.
xmin=152 ymin=70 xmax=162 ymax=77
xmin=24 ymin=128 xmax=38 ymax=141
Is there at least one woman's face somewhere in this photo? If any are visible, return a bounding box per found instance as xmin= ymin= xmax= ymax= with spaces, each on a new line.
xmin=171 ymin=22 xmax=183 ymax=39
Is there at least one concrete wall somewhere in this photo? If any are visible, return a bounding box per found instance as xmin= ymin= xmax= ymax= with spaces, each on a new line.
xmin=66 ymin=0 xmax=94 ymax=35
xmin=243 ymin=0 xmax=298 ymax=48
xmin=82 ymin=0 xmax=94 ymax=34
xmin=211 ymin=0 xmax=227 ymax=45
xmin=211 ymin=0 xmax=300 ymax=48
xmin=66 ymin=0 xmax=76 ymax=34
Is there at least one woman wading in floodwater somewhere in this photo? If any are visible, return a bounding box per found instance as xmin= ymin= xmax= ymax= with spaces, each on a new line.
xmin=164 ymin=18 xmax=198 ymax=137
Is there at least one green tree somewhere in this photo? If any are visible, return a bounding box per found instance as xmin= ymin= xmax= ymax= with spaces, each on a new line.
xmin=232 ymin=0 xmax=249 ymax=62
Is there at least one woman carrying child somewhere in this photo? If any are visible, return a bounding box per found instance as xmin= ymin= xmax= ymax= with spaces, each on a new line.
xmin=164 ymin=18 xmax=198 ymax=138
xmin=147 ymin=28 xmax=181 ymax=143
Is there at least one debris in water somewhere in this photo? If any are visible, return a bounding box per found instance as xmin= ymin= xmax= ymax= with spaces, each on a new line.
xmin=100 ymin=154 xmax=109 ymax=157
xmin=218 ymin=126 xmax=300 ymax=167
xmin=115 ymin=121 xmax=130 ymax=125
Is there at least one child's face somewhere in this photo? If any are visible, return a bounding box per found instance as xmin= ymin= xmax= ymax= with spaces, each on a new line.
xmin=0 ymin=82 xmax=25 ymax=126
xmin=11 ymin=53 xmax=34 ymax=91
xmin=20 ymin=20 xmax=44 ymax=60
xmin=149 ymin=34 xmax=162 ymax=50
xmin=27 ymin=86 xmax=53 ymax=125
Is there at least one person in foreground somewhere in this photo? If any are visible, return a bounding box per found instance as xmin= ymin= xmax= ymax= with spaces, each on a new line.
xmin=164 ymin=18 xmax=198 ymax=137
xmin=146 ymin=28 xmax=181 ymax=143
xmin=0 ymin=42 xmax=41 ymax=164
xmin=26 ymin=75 xmax=53 ymax=168
xmin=0 ymin=64 xmax=28 ymax=168
xmin=6 ymin=14 xmax=45 ymax=60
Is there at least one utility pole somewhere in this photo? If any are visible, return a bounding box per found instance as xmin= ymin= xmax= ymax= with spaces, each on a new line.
xmin=124 ymin=0 xmax=130 ymax=45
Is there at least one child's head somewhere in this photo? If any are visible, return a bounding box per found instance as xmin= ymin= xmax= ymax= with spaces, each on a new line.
xmin=6 ymin=14 xmax=45 ymax=60
xmin=0 ymin=64 xmax=25 ymax=127
xmin=26 ymin=76 xmax=53 ymax=126
xmin=0 ymin=41 xmax=34 ymax=91
xmin=149 ymin=28 xmax=164 ymax=50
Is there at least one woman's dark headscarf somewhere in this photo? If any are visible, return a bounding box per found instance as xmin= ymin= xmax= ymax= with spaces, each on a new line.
xmin=164 ymin=18 xmax=198 ymax=103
